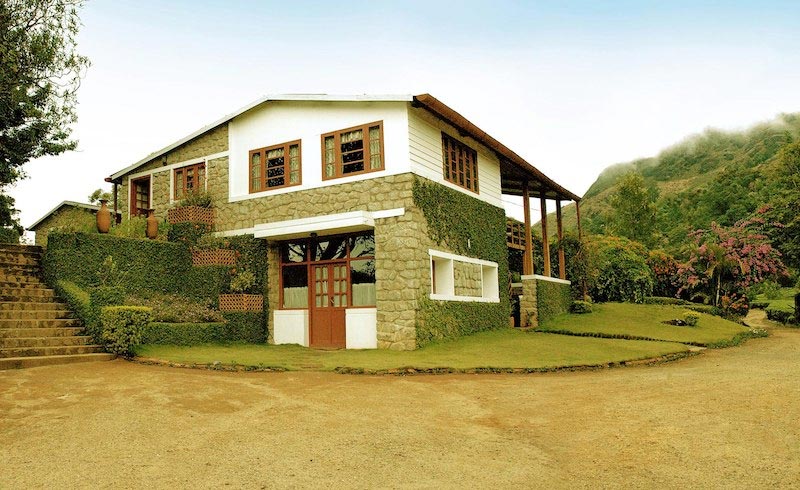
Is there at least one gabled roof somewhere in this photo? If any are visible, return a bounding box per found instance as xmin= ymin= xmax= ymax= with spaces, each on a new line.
xmin=108 ymin=93 xmax=580 ymax=202
xmin=28 ymin=201 xmax=119 ymax=231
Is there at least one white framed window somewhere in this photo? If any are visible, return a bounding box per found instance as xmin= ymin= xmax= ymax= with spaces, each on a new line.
xmin=429 ymin=249 xmax=500 ymax=303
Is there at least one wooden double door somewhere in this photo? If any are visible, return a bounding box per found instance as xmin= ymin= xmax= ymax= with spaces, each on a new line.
xmin=310 ymin=262 xmax=348 ymax=348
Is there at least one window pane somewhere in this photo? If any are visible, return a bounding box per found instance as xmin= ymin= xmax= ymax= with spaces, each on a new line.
xmin=315 ymin=237 xmax=347 ymax=261
xmin=282 ymin=266 xmax=308 ymax=308
xmin=349 ymin=233 xmax=375 ymax=258
xmin=281 ymin=242 xmax=306 ymax=263
xmin=324 ymin=136 xmax=336 ymax=177
xmin=251 ymin=152 xmax=262 ymax=191
xmin=369 ymin=126 xmax=381 ymax=169
xmin=351 ymin=259 xmax=376 ymax=306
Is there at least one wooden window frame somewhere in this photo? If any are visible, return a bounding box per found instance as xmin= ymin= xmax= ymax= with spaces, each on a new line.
xmin=320 ymin=121 xmax=384 ymax=181
xmin=278 ymin=232 xmax=376 ymax=310
xmin=129 ymin=175 xmax=151 ymax=217
xmin=249 ymin=140 xmax=302 ymax=193
xmin=441 ymin=132 xmax=479 ymax=193
xmin=173 ymin=161 xmax=206 ymax=200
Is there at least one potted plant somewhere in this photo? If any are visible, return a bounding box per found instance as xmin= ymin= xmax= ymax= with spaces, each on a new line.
xmin=219 ymin=269 xmax=263 ymax=311
xmin=167 ymin=190 xmax=214 ymax=227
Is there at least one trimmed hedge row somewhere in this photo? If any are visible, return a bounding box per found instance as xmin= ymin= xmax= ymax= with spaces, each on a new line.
xmin=536 ymin=279 xmax=572 ymax=324
xmin=101 ymin=306 xmax=153 ymax=355
xmin=142 ymin=312 xmax=266 ymax=345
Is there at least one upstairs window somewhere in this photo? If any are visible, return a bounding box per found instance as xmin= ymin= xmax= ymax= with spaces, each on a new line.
xmin=174 ymin=162 xmax=206 ymax=200
xmin=250 ymin=140 xmax=301 ymax=193
xmin=321 ymin=121 xmax=383 ymax=180
xmin=441 ymin=132 xmax=479 ymax=193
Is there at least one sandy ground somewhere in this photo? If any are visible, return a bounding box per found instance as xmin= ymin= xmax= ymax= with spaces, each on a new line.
xmin=1 ymin=326 xmax=799 ymax=489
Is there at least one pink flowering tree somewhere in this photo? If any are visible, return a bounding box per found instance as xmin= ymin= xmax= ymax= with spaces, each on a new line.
xmin=677 ymin=209 xmax=787 ymax=309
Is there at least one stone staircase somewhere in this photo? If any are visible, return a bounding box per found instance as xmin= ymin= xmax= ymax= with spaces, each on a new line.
xmin=0 ymin=243 xmax=114 ymax=369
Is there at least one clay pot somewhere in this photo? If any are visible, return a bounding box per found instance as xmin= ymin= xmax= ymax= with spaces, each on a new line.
xmin=145 ymin=209 xmax=158 ymax=240
xmin=96 ymin=199 xmax=111 ymax=233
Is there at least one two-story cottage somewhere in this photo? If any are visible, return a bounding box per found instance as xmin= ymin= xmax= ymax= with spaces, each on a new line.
xmin=106 ymin=94 xmax=580 ymax=350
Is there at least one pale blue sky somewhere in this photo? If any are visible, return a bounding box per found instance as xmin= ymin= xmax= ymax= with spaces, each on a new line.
xmin=14 ymin=0 xmax=800 ymax=227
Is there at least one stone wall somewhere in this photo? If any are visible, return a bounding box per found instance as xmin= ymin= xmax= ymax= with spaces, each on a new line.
xmin=453 ymin=261 xmax=483 ymax=297
xmin=520 ymin=277 xmax=538 ymax=327
xmin=116 ymin=124 xmax=228 ymax=217
xmin=32 ymin=207 xmax=96 ymax=247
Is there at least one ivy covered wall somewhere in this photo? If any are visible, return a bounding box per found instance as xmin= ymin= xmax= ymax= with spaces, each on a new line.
xmin=535 ymin=278 xmax=571 ymax=325
xmin=412 ymin=178 xmax=510 ymax=346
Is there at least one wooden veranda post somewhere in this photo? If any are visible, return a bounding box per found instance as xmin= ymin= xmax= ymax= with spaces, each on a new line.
xmin=522 ymin=180 xmax=534 ymax=275
xmin=556 ymin=198 xmax=565 ymax=280
xmin=540 ymin=196 xmax=550 ymax=277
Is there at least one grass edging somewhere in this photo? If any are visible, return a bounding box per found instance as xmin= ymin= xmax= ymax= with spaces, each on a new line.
xmin=131 ymin=350 xmax=699 ymax=376
xmin=534 ymin=327 xmax=768 ymax=349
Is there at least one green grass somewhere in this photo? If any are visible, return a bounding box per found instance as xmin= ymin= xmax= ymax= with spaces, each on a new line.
xmin=135 ymin=328 xmax=689 ymax=372
xmin=539 ymin=302 xmax=748 ymax=345
xmin=755 ymin=287 xmax=798 ymax=312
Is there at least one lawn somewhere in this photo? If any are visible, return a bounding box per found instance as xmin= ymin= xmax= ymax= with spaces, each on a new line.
xmin=539 ymin=302 xmax=749 ymax=345
xmin=135 ymin=328 xmax=689 ymax=372
xmin=755 ymin=286 xmax=798 ymax=312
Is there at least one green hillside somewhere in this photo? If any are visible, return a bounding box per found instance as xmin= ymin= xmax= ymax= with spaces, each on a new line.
xmin=549 ymin=112 xmax=800 ymax=270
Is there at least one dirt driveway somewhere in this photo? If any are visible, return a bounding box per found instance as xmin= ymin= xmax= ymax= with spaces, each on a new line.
xmin=2 ymin=328 xmax=799 ymax=489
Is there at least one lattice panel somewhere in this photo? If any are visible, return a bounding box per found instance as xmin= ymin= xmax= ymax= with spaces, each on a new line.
xmin=167 ymin=205 xmax=214 ymax=225
xmin=506 ymin=219 xmax=526 ymax=250
xmin=192 ymin=248 xmax=236 ymax=266
xmin=218 ymin=294 xmax=263 ymax=312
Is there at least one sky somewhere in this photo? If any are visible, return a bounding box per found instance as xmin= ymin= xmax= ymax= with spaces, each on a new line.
xmin=12 ymin=0 xmax=800 ymax=228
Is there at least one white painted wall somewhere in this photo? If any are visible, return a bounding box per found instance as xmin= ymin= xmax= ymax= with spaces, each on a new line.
xmin=273 ymin=310 xmax=309 ymax=346
xmin=407 ymin=107 xmax=504 ymax=208
xmin=345 ymin=308 xmax=378 ymax=349
xmin=228 ymin=100 xmax=411 ymax=202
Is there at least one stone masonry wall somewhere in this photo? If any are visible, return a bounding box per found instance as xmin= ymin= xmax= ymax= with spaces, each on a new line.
xmin=32 ymin=207 xmax=95 ymax=247
xmin=117 ymin=124 xmax=228 ymax=218
xmin=520 ymin=277 xmax=538 ymax=327
xmin=453 ymin=261 xmax=483 ymax=297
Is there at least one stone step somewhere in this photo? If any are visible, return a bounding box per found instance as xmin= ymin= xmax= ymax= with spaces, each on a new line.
xmin=0 ymin=344 xmax=105 ymax=358
xmin=0 ymin=289 xmax=56 ymax=302
xmin=0 ymin=310 xmax=73 ymax=320
xmin=0 ymin=353 xmax=115 ymax=370
xmin=0 ymin=263 xmax=42 ymax=273
xmin=0 ymin=301 xmax=68 ymax=311
xmin=0 ymin=255 xmax=41 ymax=267
xmin=0 ymin=318 xmax=81 ymax=329
xmin=0 ymin=336 xmax=94 ymax=348
xmin=0 ymin=274 xmax=44 ymax=285
xmin=0 ymin=326 xmax=84 ymax=338
xmin=0 ymin=280 xmax=47 ymax=289
xmin=0 ymin=244 xmax=42 ymax=256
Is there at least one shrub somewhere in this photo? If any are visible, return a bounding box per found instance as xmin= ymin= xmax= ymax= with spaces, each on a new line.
xmin=167 ymin=222 xmax=209 ymax=246
xmin=125 ymin=293 xmax=224 ymax=323
xmin=142 ymin=322 xmax=228 ymax=345
xmin=55 ymin=280 xmax=95 ymax=339
xmin=229 ymin=269 xmax=256 ymax=293
xmin=644 ymin=296 xmax=688 ymax=305
xmin=750 ymin=301 xmax=769 ymax=309
xmin=766 ymin=307 xmax=795 ymax=325
xmin=585 ymin=235 xmax=654 ymax=303
xmin=570 ymin=300 xmax=593 ymax=314
xmin=179 ymin=190 xmax=213 ymax=208
xmin=100 ymin=306 xmax=153 ymax=355
xmin=684 ymin=313 xmax=700 ymax=326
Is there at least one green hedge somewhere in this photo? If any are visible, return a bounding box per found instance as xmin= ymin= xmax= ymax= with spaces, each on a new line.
xmin=54 ymin=280 xmax=95 ymax=340
xmin=43 ymin=232 xmax=197 ymax=296
xmin=412 ymin=177 xmax=510 ymax=346
xmin=143 ymin=312 xmax=266 ymax=345
xmin=536 ymin=278 xmax=572 ymax=324
xmin=101 ymin=306 xmax=153 ymax=355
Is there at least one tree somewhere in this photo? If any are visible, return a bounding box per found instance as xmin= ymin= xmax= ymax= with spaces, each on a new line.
xmin=677 ymin=212 xmax=787 ymax=307
xmin=607 ymin=172 xmax=659 ymax=248
xmin=0 ymin=0 xmax=89 ymax=231
xmin=88 ymin=188 xmax=111 ymax=204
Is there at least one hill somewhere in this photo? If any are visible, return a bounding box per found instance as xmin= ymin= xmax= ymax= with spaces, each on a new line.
xmin=548 ymin=112 xmax=800 ymax=269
